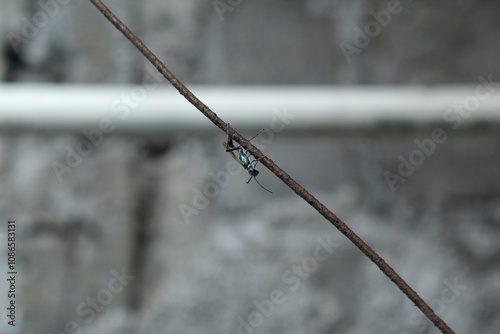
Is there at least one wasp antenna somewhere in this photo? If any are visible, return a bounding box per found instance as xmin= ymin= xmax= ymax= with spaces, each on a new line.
xmin=254 ymin=177 xmax=273 ymax=194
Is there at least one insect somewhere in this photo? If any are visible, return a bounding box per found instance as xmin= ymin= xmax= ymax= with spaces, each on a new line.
xmin=222 ymin=124 xmax=273 ymax=193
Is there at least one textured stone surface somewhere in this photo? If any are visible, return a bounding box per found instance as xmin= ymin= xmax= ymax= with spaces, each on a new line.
xmin=0 ymin=129 xmax=498 ymax=334
xmin=1 ymin=1 xmax=500 ymax=334
xmin=1 ymin=0 xmax=500 ymax=84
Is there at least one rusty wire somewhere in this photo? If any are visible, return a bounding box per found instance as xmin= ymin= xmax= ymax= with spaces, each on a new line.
xmin=87 ymin=1 xmax=456 ymax=333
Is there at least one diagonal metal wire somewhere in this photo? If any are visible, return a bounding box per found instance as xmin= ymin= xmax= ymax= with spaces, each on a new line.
xmin=87 ymin=1 xmax=456 ymax=333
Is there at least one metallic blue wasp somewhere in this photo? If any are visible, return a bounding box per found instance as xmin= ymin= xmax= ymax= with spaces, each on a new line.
xmin=222 ymin=124 xmax=273 ymax=193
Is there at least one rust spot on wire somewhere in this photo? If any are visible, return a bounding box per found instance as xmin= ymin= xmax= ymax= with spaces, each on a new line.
xmin=88 ymin=1 xmax=456 ymax=333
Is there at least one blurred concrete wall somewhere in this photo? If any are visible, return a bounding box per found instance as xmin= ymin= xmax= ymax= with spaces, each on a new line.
xmin=0 ymin=1 xmax=500 ymax=334
xmin=1 ymin=0 xmax=500 ymax=84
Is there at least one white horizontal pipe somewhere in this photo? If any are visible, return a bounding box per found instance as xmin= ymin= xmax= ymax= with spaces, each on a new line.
xmin=0 ymin=84 xmax=499 ymax=133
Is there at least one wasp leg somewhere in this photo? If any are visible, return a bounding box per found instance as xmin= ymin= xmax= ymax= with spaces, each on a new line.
xmin=250 ymin=158 xmax=261 ymax=168
xmin=225 ymin=146 xmax=241 ymax=153
xmin=247 ymin=128 xmax=265 ymax=142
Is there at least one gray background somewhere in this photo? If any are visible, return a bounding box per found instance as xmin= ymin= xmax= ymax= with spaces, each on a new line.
xmin=0 ymin=0 xmax=499 ymax=333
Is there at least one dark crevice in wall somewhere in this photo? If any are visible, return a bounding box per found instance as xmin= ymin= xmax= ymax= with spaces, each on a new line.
xmin=127 ymin=141 xmax=170 ymax=311
xmin=3 ymin=43 xmax=26 ymax=82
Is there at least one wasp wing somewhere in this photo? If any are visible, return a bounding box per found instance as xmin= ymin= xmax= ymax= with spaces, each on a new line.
xmin=222 ymin=142 xmax=244 ymax=167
